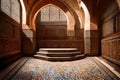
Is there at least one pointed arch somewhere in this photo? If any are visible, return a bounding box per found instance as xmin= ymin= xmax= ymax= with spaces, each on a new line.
xmin=81 ymin=1 xmax=90 ymax=30
xmin=20 ymin=0 xmax=26 ymax=24
xmin=29 ymin=0 xmax=75 ymax=31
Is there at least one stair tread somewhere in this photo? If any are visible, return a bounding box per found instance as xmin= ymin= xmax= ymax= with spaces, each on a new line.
xmin=39 ymin=48 xmax=78 ymax=51
xmin=36 ymin=51 xmax=48 ymax=54
xmin=36 ymin=51 xmax=81 ymax=54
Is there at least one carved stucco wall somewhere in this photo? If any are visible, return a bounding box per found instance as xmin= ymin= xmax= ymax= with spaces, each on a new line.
xmin=1 ymin=0 xmax=20 ymax=23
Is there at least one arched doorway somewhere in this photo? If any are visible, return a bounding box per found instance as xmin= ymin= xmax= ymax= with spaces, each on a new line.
xmin=36 ymin=5 xmax=68 ymax=49
xmin=31 ymin=1 xmax=86 ymax=60
xmin=22 ymin=0 xmax=85 ymax=56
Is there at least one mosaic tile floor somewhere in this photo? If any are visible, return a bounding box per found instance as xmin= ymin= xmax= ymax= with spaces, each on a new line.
xmin=2 ymin=57 xmax=118 ymax=80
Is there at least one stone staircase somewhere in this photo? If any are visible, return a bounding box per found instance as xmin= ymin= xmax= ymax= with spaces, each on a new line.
xmin=34 ymin=48 xmax=85 ymax=61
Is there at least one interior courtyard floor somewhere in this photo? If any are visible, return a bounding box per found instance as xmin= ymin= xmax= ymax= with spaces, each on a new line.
xmin=0 ymin=57 xmax=120 ymax=80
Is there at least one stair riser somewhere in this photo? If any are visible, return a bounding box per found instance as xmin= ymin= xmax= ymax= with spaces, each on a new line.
xmin=36 ymin=54 xmax=82 ymax=57
xmin=34 ymin=56 xmax=73 ymax=61
xmin=34 ymin=55 xmax=85 ymax=61
xmin=47 ymin=54 xmax=74 ymax=57
xmin=36 ymin=51 xmax=82 ymax=57
xmin=34 ymin=56 xmax=49 ymax=61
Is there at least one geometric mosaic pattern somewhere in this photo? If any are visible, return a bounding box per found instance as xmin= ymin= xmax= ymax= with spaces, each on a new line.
xmin=41 ymin=6 xmax=50 ymax=21
xmin=41 ymin=5 xmax=67 ymax=22
xmin=60 ymin=10 xmax=67 ymax=21
xmin=50 ymin=6 xmax=59 ymax=21
xmin=11 ymin=0 xmax=20 ymax=23
xmin=1 ymin=0 xmax=11 ymax=16
xmin=4 ymin=57 xmax=115 ymax=80
xmin=1 ymin=0 xmax=20 ymax=23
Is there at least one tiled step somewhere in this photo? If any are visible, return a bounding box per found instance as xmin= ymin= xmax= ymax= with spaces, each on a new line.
xmin=39 ymin=48 xmax=79 ymax=52
xmin=34 ymin=48 xmax=85 ymax=61
xmin=34 ymin=54 xmax=85 ymax=61
xmin=73 ymin=54 xmax=85 ymax=60
xmin=36 ymin=51 xmax=82 ymax=57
